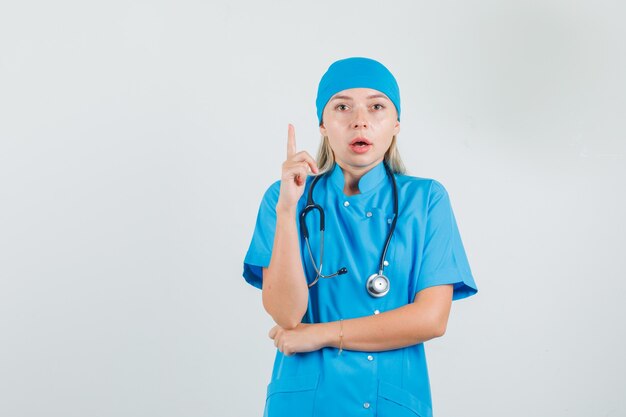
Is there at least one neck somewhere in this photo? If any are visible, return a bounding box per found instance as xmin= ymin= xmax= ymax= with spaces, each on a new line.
xmin=343 ymin=173 xmax=361 ymax=196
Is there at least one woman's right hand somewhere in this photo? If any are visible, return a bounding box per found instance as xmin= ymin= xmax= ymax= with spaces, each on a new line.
xmin=276 ymin=124 xmax=319 ymax=212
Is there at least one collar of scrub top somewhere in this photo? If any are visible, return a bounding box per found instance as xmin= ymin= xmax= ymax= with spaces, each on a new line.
xmin=329 ymin=160 xmax=389 ymax=195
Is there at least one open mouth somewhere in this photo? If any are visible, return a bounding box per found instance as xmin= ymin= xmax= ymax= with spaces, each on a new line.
xmin=349 ymin=139 xmax=372 ymax=153
xmin=350 ymin=137 xmax=372 ymax=146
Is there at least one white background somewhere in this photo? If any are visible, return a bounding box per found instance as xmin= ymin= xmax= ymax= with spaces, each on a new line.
xmin=1 ymin=1 xmax=625 ymax=416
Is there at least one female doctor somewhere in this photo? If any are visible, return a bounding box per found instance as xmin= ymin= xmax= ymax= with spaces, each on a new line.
xmin=243 ymin=57 xmax=478 ymax=417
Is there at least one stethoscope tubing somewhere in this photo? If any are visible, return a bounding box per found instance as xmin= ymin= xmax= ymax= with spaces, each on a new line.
xmin=377 ymin=164 xmax=398 ymax=275
xmin=300 ymin=162 xmax=398 ymax=295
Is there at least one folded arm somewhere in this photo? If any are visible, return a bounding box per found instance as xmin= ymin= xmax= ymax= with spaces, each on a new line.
xmin=269 ymin=284 xmax=454 ymax=355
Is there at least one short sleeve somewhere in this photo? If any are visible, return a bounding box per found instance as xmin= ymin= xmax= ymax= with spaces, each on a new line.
xmin=413 ymin=180 xmax=478 ymax=301
xmin=242 ymin=180 xmax=281 ymax=290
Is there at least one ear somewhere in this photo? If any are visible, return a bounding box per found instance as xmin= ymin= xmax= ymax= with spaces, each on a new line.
xmin=319 ymin=122 xmax=327 ymax=137
xmin=393 ymin=120 xmax=400 ymax=136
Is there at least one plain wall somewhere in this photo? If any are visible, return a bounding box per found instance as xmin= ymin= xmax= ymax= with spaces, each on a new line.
xmin=1 ymin=1 xmax=625 ymax=416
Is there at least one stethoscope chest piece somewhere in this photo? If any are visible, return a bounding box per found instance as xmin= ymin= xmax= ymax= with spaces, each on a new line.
xmin=366 ymin=273 xmax=390 ymax=298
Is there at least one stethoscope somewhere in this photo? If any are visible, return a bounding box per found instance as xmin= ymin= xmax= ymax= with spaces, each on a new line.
xmin=299 ymin=162 xmax=399 ymax=298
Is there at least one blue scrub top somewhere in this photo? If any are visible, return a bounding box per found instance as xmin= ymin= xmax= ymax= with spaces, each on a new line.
xmin=243 ymin=161 xmax=477 ymax=417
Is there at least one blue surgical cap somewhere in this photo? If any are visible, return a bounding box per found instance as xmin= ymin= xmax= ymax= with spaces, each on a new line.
xmin=316 ymin=57 xmax=401 ymax=126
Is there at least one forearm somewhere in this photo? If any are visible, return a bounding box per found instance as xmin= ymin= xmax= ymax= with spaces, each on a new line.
xmin=262 ymin=205 xmax=309 ymax=329
xmin=317 ymin=293 xmax=451 ymax=352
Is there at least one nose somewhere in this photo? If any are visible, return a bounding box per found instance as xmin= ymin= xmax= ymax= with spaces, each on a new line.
xmin=352 ymin=106 xmax=368 ymax=129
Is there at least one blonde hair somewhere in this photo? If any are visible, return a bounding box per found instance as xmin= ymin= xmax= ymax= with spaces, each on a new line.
xmin=315 ymin=135 xmax=407 ymax=175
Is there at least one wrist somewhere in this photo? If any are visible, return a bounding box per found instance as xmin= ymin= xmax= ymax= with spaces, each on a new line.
xmin=276 ymin=202 xmax=297 ymax=216
xmin=318 ymin=321 xmax=341 ymax=349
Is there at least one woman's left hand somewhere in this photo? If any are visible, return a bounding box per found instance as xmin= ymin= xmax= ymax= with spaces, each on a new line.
xmin=268 ymin=323 xmax=325 ymax=356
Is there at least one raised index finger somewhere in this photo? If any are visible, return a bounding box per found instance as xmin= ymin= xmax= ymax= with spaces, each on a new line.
xmin=287 ymin=124 xmax=296 ymax=159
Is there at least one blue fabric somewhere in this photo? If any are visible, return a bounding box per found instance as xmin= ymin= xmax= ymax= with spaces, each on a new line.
xmin=243 ymin=161 xmax=478 ymax=417
xmin=316 ymin=57 xmax=401 ymax=125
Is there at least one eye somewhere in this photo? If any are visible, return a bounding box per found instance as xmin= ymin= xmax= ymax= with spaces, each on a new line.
xmin=372 ymin=104 xmax=385 ymax=110
xmin=335 ymin=104 xmax=349 ymax=111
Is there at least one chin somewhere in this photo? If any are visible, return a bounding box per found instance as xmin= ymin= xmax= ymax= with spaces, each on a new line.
xmin=347 ymin=158 xmax=383 ymax=168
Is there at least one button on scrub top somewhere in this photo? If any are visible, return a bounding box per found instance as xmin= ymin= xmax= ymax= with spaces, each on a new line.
xmin=243 ymin=161 xmax=478 ymax=417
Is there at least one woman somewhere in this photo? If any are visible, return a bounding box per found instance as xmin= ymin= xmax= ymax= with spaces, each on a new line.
xmin=243 ymin=57 xmax=477 ymax=417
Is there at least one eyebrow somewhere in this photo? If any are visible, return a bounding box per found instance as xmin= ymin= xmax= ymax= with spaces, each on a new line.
xmin=330 ymin=94 xmax=390 ymax=101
